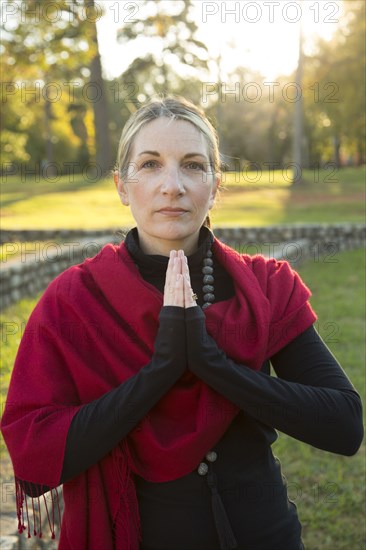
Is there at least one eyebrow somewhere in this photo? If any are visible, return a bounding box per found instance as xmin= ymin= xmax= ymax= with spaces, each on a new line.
xmin=137 ymin=151 xmax=208 ymax=160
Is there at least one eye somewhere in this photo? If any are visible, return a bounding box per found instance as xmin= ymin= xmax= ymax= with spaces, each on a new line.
xmin=141 ymin=160 xmax=158 ymax=169
xmin=185 ymin=161 xmax=206 ymax=171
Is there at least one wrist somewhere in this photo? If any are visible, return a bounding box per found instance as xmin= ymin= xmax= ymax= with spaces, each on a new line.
xmin=160 ymin=305 xmax=185 ymax=318
xmin=185 ymin=307 xmax=209 ymax=369
xmin=184 ymin=306 xmax=206 ymax=322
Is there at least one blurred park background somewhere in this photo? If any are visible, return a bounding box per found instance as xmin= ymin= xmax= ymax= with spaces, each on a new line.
xmin=1 ymin=0 xmax=365 ymax=183
xmin=1 ymin=1 xmax=365 ymax=548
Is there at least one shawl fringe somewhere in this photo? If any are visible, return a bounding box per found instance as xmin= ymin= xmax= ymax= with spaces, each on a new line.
xmin=15 ymin=477 xmax=61 ymax=540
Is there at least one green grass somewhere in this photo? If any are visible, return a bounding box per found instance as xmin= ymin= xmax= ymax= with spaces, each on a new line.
xmin=0 ymin=248 xmax=364 ymax=547
xmin=273 ymin=248 xmax=365 ymax=549
xmin=214 ymin=166 xmax=365 ymax=226
xmin=0 ymin=175 xmax=135 ymax=229
xmin=0 ymin=296 xmax=38 ymax=398
xmin=0 ymin=295 xmax=41 ymax=458
xmin=1 ymin=167 xmax=364 ymax=229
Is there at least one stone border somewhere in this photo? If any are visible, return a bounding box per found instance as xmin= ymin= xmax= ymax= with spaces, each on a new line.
xmin=1 ymin=224 xmax=365 ymax=310
xmin=1 ymin=223 xmax=365 ymax=247
xmin=0 ymin=228 xmax=115 ymax=245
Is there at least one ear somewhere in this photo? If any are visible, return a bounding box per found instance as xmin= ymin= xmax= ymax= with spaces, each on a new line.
xmin=114 ymin=170 xmax=130 ymax=206
xmin=208 ymin=174 xmax=220 ymax=210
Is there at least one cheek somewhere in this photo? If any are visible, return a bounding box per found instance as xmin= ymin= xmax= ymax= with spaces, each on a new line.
xmin=198 ymin=183 xmax=216 ymax=206
xmin=129 ymin=188 xmax=151 ymax=216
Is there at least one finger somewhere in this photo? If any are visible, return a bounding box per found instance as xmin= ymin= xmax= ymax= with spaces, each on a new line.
xmin=183 ymin=272 xmax=197 ymax=309
xmin=164 ymin=254 xmax=184 ymax=306
xmin=172 ymin=256 xmax=181 ymax=282
xmin=174 ymin=272 xmax=184 ymax=307
xmin=181 ymin=254 xmax=192 ymax=287
xmin=166 ymin=250 xmax=177 ymax=281
xmin=182 ymin=256 xmax=195 ymax=307
xmin=164 ymin=250 xmax=177 ymax=296
xmin=165 ymin=267 xmax=184 ymax=307
xmin=178 ymin=252 xmax=196 ymax=308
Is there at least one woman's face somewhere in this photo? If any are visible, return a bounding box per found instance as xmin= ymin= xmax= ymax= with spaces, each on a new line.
xmin=115 ymin=117 xmax=219 ymax=255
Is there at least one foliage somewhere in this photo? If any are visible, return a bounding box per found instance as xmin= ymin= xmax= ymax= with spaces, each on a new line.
xmin=116 ymin=0 xmax=209 ymax=102
xmin=205 ymin=68 xmax=294 ymax=168
xmin=1 ymin=1 xmax=364 ymax=175
xmin=1 ymin=0 xmax=99 ymax=172
xmin=302 ymin=0 xmax=366 ymax=166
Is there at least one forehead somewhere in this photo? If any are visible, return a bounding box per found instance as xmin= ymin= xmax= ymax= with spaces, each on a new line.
xmin=131 ymin=117 xmax=208 ymax=156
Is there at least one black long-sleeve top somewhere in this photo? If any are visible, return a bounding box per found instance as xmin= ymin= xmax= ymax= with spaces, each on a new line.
xmin=25 ymin=229 xmax=363 ymax=549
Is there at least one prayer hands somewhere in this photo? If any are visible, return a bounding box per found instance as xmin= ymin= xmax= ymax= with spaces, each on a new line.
xmin=163 ymin=250 xmax=197 ymax=308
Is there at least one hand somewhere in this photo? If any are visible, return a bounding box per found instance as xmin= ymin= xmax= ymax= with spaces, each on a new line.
xmin=163 ymin=250 xmax=198 ymax=308
xmin=181 ymin=253 xmax=197 ymax=309
xmin=163 ymin=250 xmax=183 ymax=307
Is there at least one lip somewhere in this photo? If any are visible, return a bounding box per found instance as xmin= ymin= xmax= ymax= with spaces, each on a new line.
xmin=157 ymin=208 xmax=188 ymax=216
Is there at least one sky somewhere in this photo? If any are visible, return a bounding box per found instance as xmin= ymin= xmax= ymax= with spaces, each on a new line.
xmin=96 ymin=0 xmax=343 ymax=81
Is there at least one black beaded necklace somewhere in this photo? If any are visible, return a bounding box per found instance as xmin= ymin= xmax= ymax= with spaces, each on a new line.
xmin=202 ymin=249 xmax=215 ymax=309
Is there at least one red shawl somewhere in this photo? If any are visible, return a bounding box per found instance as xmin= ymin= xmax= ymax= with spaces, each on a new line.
xmin=1 ymin=237 xmax=316 ymax=549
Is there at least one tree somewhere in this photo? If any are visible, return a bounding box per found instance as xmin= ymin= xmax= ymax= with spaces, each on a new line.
xmin=84 ymin=0 xmax=113 ymax=176
xmin=116 ymin=0 xmax=209 ymax=101
xmin=302 ymin=0 xmax=365 ymax=167
xmin=292 ymin=10 xmax=304 ymax=185
xmin=2 ymin=1 xmax=94 ymax=171
xmin=1 ymin=0 xmax=113 ymax=176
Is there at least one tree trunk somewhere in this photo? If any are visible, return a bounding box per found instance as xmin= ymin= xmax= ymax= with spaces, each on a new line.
xmin=357 ymin=140 xmax=365 ymax=166
xmin=292 ymin=0 xmax=304 ymax=185
xmin=333 ymin=135 xmax=341 ymax=168
xmin=86 ymin=0 xmax=113 ymax=177
xmin=44 ymin=92 xmax=56 ymax=177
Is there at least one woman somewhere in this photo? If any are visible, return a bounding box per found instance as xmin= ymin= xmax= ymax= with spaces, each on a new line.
xmin=1 ymin=97 xmax=363 ymax=550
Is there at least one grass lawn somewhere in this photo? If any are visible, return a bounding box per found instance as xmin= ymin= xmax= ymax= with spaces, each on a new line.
xmin=0 ymin=248 xmax=364 ymax=548
xmin=274 ymin=248 xmax=365 ymax=549
xmin=1 ymin=167 xmax=365 ymax=229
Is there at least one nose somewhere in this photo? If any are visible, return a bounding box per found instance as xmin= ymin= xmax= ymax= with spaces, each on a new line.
xmin=160 ymin=167 xmax=185 ymax=196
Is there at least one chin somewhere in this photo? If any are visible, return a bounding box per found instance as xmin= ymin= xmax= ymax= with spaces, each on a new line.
xmin=158 ymin=222 xmax=198 ymax=239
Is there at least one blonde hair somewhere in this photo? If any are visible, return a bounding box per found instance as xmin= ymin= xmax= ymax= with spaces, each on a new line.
xmin=116 ymin=96 xmax=221 ymax=228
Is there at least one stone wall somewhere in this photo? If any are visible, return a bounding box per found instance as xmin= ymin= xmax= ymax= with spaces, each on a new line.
xmin=0 ymin=228 xmax=116 ymax=245
xmin=1 ymin=223 xmax=365 ymax=310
